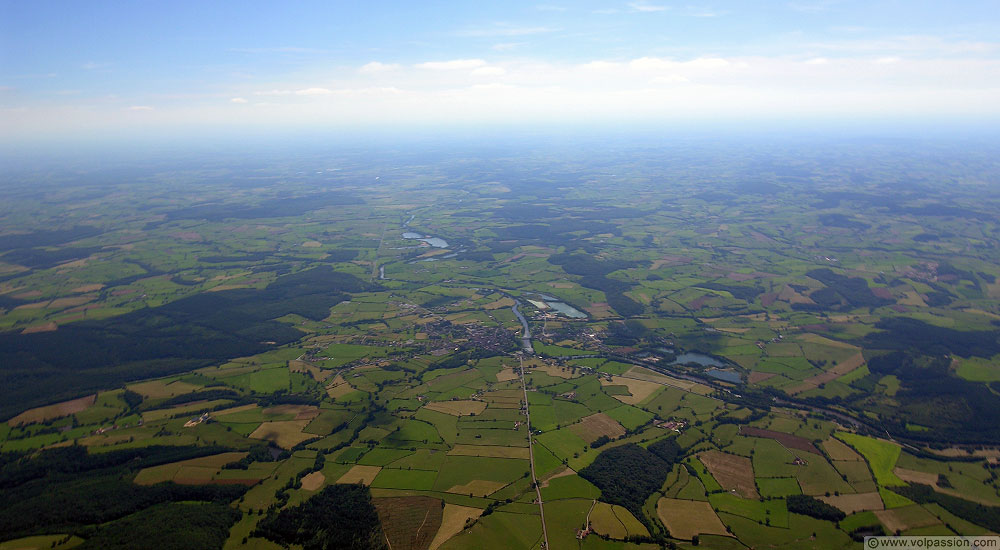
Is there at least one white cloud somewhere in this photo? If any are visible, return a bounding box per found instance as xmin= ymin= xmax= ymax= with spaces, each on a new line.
xmin=416 ymin=59 xmax=487 ymax=70
xmin=492 ymin=42 xmax=526 ymax=51
xmin=650 ymin=74 xmax=691 ymax=85
xmin=686 ymin=57 xmax=731 ymax=69
xmin=9 ymin=48 xmax=1000 ymax=138
xmin=873 ymin=56 xmax=901 ymax=65
xmin=628 ymin=1 xmax=668 ymax=12
xmin=471 ymin=66 xmax=507 ymax=76
xmin=808 ymin=35 xmax=1000 ymax=56
xmin=295 ymin=88 xmax=334 ymax=95
xmin=684 ymin=6 xmax=729 ymax=17
xmin=581 ymin=60 xmax=618 ymax=71
xmin=626 ymin=57 xmax=732 ymax=72
xmin=359 ymin=61 xmax=400 ymax=73
xmin=629 ymin=57 xmax=672 ymax=71
xmin=253 ymin=88 xmax=334 ymax=96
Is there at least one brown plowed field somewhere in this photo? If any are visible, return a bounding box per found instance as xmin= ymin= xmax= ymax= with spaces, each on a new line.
xmin=698 ymin=450 xmax=758 ymax=499
xmin=740 ymin=426 xmax=820 ymax=455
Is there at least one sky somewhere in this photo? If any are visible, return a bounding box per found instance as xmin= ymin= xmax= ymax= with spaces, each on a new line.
xmin=2 ymin=0 xmax=999 ymax=143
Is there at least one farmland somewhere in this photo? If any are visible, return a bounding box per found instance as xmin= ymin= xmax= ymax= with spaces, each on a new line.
xmin=2 ymin=137 xmax=1000 ymax=548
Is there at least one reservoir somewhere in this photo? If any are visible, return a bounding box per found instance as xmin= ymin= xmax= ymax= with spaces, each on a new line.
xmin=402 ymin=232 xmax=449 ymax=248
xmin=526 ymin=293 xmax=587 ymax=318
xmin=547 ymin=301 xmax=587 ymax=318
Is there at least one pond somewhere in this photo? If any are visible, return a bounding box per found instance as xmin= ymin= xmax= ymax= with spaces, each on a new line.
xmin=526 ymin=293 xmax=587 ymax=318
xmin=402 ymin=232 xmax=448 ymax=248
xmin=670 ymin=353 xmax=726 ymax=367
xmin=547 ymin=301 xmax=587 ymax=319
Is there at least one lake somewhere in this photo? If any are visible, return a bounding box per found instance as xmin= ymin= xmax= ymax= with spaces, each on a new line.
xmin=547 ymin=301 xmax=587 ymax=318
xmin=402 ymin=232 xmax=448 ymax=248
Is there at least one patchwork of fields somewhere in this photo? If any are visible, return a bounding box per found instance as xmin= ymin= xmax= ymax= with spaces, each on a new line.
xmin=3 ymin=142 xmax=1000 ymax=549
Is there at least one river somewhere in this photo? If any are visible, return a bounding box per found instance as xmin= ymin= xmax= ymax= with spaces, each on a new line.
xmin=510 ymin=301 xmax=533 ymax=353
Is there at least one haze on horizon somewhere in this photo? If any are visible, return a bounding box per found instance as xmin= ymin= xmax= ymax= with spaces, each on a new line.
xmin=2 ymin=0 xmax=1000 ymax=145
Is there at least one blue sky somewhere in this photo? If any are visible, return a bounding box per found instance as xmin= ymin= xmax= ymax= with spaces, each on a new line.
xmin=2 ymin=1 xmax=999 ymax=141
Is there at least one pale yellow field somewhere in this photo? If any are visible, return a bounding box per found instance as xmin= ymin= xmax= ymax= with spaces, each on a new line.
xmin=892 ymin=468 xmax=998 ymax=506
xmin=8 ymin=394 xmax=96 ymax=426
xmin=590 ymin=501 xmax=627 ymax=539
xmin=134 ymin=452 xmax=248 ymax=485
xmin=424 ymin=400 xmax=487 ymax=416
xmin=570 ymin=413 xmax=626 ymax=443
xmin=894 ymin=468 xmax=938 ymax=485
xmin=656 ymin=498 xmax=730 ymax=540
xmin=446 ymin=480 xmax=506 ymax=497
xmin=625 ymin=366 xmax=712 ymax=394
xmin=142 ymin=399 xmax=233 ymax=422
xmin=599 ymin=375 xmax=662 ymax=405
xmin=899 ymin=291 xmax=928 ymax=307
xmin=173 ymin=465 xmax=220 ymax=484
xmin=47 ymin=296 xmax=94 ymax=309
xmin=448 ymin=444 xmax=529 ymax=459
xmin=429 ymin=504 xmax=483 ymax=550
xmin=482 ymin=297 xmax=515 ymax=310
xmin=875 ymin=505 xmax=941 ymax=533
xmin=249 ymin=420 xmax=314 ymax=449
xmin=534 ymin=363 xmax=578 ymax=379
xmin=539 ymin=466 xmax=576 ymax=487
xmin=68 ymin=285 xmax=102 ymax=298
xmin=326 ymin=380 xmax=357 ymax=399
xmin=263 ymin=404 xmax=320 ymax=419
xmin=128 ymin=379 xmax=202 ymax=399
xmin=818 ymin=492 xmax=885 ymax=514
xmin=796 ymin=333 xmax=860 ymax=350
xmin=788 ymin=352 xmax=866 ymax=394
xmin=822 ymin=437 xmax=864 ymax=461
xmin=495 ymin=368 xmax=519 ymax=382
xmin=212 ymin=403 xmax=259 ymax=417
xmin=0 ymin=534 xmax=83 ymax=550
xmin=20 ymin=322 xmax=58 ymax=334
xmin=337 ymin=465 xmax=382 ymax=485
xmin=300 ymin=471 xmax=325 ymax=491
xmin=13 ymin=301 xmax=49 ymax=310
xmin=590 ymin=502 xmax=648 ymax=539
xmin=289 ymin=360 xmax=328 ymax=382
xmin=699 ymin=450 xmax=758 ymax=500
xmin=613 ymin=504 xmax=650 ymax=537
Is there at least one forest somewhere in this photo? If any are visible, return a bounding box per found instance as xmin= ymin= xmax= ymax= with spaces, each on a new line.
xmin=578 ymin=443 xmax=675 ymax=525
xmin=253 ymin=484 xmax=386 ymax=550
xmin=0 ymin=266 xmax=371 ymax=419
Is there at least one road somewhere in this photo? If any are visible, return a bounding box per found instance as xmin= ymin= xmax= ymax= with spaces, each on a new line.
xmin=520 ymin=354 xmax=549 ymax=550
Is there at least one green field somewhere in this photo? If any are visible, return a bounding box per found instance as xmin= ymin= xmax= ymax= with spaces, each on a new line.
xmin=3 ymin=137 xmax=1000 ymax=549
xmin=835 ymin=432 xmax=905 ymax=486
